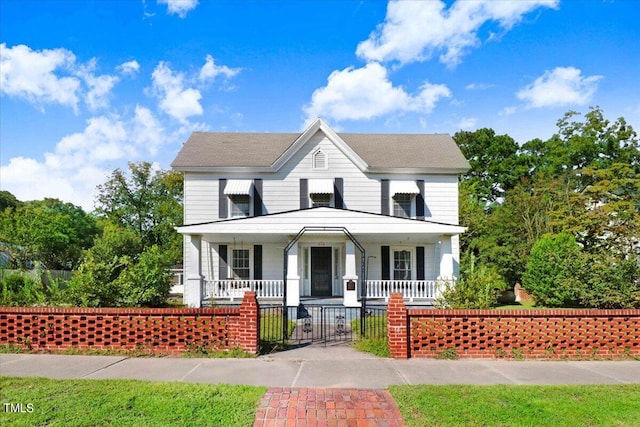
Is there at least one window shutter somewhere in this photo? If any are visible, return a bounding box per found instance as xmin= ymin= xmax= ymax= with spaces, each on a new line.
xmin=416 ymin=246 xmax=425 ymax=280
xmin=381 ymin=246 xmax=390 ymax=280
xmin=300 ymin=179 xmax=308 ymax=209
xmin=253 ymin=179 xmax=263 ymax=217
xmin=334 ymin=178 xmax=344 ymax=209
xmin=219 ymin=179 xmax=228 ymax=219
xmin=381 ymin=179 xmax=389 ymax=215
xmin=219 ymin=244 xmax=228 ymax=280
xmin=416 ymin=180 xmax=425 ymax=220
xmin=254 ymin=245 xmax=262 ymax=280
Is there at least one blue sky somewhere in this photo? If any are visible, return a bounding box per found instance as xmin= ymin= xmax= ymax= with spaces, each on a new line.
xmin=1 ymin=0 xmax=639 ymax=211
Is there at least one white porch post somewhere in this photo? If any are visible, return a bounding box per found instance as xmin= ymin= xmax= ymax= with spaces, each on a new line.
xmin=438 ymin=235 xmax=454 ymax=279
xmin=286 ymin=242 xmax=300 ymax=307
xmin=184 ymin=234 xmax=204 ymax=308
xmin=342 ymin=241 xmax=360 ymax=307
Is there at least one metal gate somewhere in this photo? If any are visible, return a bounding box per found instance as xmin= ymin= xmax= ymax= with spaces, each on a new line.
xmin=259 ymin=303 xmax=387 ymax=352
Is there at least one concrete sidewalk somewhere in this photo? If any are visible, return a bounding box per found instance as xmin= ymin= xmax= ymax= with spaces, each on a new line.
xmin=2 ymin=345 xmax=639 ymax=387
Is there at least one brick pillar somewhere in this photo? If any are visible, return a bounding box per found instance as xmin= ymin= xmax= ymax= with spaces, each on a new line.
xmin=238 ymin=291 xmax=260 ymax=354
xmin=387 ymin=292 xmax=409 ymax=359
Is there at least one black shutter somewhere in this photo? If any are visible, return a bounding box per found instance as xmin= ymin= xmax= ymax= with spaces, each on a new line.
xmin=381 ymin=179 xmax=390 ymax=215
xmin=253 ymin=179 xmax=263 ymax=217
xmin=334 ymin=178 xmax=344 ymax=209
xmin=219 ymin=179 xmax=227 ymax=219
xmin=219 ymin=244 xmax=228 ymax=280
xmin=300 ymin=178 xmax=308 ymax=209
xmin=254 ymin=245 xmax=262 ymax=280
xmin=381 ymin=246 xmax=390 ymax=280
xmin=416 ymin=180 xmax=425 ymax=220
xmin=416 ymin=246 xmax=425 ymax=280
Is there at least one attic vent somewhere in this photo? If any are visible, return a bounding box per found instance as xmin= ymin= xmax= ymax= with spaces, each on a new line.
xmin=313 ymin=149 xmax=327 ymax=170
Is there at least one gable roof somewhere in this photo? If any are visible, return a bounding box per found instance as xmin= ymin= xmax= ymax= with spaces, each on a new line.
xmin=171 ymin=118 xmax=470 ymax=173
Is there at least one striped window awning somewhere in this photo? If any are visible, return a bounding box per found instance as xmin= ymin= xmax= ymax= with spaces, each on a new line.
xmin=224 ymin=180 xmax=253 ymax=195
xmin=308 ymin=179 xmax=334 ymax=194
xmin=390 ymin=181 xmax=419 ymax=195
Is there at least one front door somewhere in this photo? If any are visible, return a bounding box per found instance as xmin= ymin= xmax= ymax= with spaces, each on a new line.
xmin=311 ymin=247 xmax=332 ymax=297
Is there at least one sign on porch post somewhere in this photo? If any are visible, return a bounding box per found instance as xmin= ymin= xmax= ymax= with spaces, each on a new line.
xmin=343 ymin=240 xmax=360 ymax=307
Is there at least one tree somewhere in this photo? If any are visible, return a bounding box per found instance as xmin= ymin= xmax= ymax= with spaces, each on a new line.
xmin=522 ymin=233 xmax=585 ymax=307
xmin=454 ymin=128 xmax=526 ymax=204
xmin=67 ymin=222 xmax=171 ymax=307
xmin=0 ymin=191 xmax=21 ymax=211
xmin=0 ymin=198 xmax=99 ymax=270
xmin=95 ymin=162 xmax=183 ymax=265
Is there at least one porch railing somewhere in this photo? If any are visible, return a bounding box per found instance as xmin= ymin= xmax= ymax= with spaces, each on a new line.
xmin=204 ymin=280 xmax=284 ymax=301
xmin=365 ymin=280 xmax=450 ymax=302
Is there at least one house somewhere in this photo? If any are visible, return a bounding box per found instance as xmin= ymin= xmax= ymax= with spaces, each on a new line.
xmin=171 ymin=119 xmax=470 ymax=308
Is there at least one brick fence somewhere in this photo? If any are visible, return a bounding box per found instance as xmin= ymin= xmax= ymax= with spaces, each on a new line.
xmin=387 ymin=293 xmax=640 ymax=359
xmin=0 ymin=292 xmax=260 ymax=355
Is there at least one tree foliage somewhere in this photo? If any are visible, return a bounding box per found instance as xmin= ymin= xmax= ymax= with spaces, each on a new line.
xmin=95 ymin=161 xmax=183 ymax=265
xmin=69 ymin=162 xmax=183 ymax=307
xmin=0 ymin=198 xmax=99 ymax=270
xmin=458 ymin=107 xmax=640 ymax=308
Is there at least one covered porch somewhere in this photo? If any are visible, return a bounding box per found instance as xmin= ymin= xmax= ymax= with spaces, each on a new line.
xmin=177 ymin=207 xmax=464 ymax=307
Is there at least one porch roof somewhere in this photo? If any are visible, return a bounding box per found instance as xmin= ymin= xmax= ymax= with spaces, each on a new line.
xmin=177 ymin=207 xmax=465 ymax=239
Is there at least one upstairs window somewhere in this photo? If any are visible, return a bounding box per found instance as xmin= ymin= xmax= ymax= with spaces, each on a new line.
xmin=224 ymin=179 xmax=253 ymax=218
xmin=312 ymin=149 xmax=328 ymax=170
xmin=311 ymin=193 xmax=332 ymax=207
xmin=393 ymin=194 xmax=413 ymax=218
xmin=230 ymin=195 xmax=250 ymax=218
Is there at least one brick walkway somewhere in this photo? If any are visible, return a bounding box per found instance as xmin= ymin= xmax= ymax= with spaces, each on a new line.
xmin=254 ymin=387 xmax=406 ymax=427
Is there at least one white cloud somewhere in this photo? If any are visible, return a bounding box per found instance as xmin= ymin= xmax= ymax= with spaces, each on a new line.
xmin=0 ymin=43 xmax=81 ymax=111
xmin=303 ymin=62 xmax=450 ymax=124
xmin=500 ymin=106 xmax=518 ymax=116
xmin=465 ymin=82 xmax=495 ymax=91
xmin=117 ymin=60 xmax=140 ymax=76
xmin=1 ymin=43 xmax=127 ymax=112
xmin=517 ymin=66 xmax=603 ymax=108
xmin=0 ymin=107 xmax=166 ymax=211
xmin=158 ymin=0 xmax=198 ymax=18
xmin=199 ymin=54 xmax=240 ymax=82
xmin=457 ymin=117 xmax=478 ymax=130
xmin=356 ymin=0 xmax=558 ymax=67
xmin=150 ymin=56 xmax=240 ymax=123
xmin=151 ymin=61 xmax=203 ymax=123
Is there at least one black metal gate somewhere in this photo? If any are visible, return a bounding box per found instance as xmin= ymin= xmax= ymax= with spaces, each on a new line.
xmin=259 ymin=303 xmax=387 ymax=352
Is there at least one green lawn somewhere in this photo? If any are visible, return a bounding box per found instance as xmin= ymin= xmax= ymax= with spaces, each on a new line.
xmin=351 ymin=314 xmax=390 ymax=357
xmin=390 ymin=384 xmax=640 ymax=427
xmin=0 ymin=376 xmax=265 ymax=427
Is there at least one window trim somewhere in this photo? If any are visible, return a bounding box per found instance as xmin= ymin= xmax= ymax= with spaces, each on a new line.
xmin=392 ymin=193 xmax=415 ymax=218
xmin=228 ymin=194 xmax=252 ymax=218
xmin=230 ymin=247 xmax=252 ymax=280
xmin=391 ymin=247 xmax=415 ymax=280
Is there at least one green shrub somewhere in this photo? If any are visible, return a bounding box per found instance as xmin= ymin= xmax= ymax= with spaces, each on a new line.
xmin=1 ymin=274 xmax=46 ymax=306
xmin=436 ymin=262 xmax=507 ymax=309
xmin=522 ymin=233 xmax=585 ymax=307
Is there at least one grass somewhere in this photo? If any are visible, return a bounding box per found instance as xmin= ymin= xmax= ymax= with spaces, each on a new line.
xmin=259 ymin=311 xmax=296 ymax=353
xmin=351 ymin=314 xmax=390 ymax=357
xmin=390 ymin=384 xmax=640 ymax=427
xmin=0 ymin=376 xmax=266 ymax=427
xmin=495 ymin=301 xmax=537 ymax=310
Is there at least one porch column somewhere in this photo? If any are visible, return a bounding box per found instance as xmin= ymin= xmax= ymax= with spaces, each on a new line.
xmin=286 ymin=242 xmax=300 ymax=307
xmin=184 ymin=234 xmax=204 ymax=308
xmin=342 ymin=241 xmax=360 ymax=307
xmin=438 ymin=235 xmax=454 ymax=279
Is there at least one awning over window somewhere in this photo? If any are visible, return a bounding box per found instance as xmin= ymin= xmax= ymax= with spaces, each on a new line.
xmin=308 ymin=179 xmax=334 ymax=194
xmin=390 ymin=181 xmax=419 ymax=195
xmin=224 ymin=180 xmax=253 ymax=195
